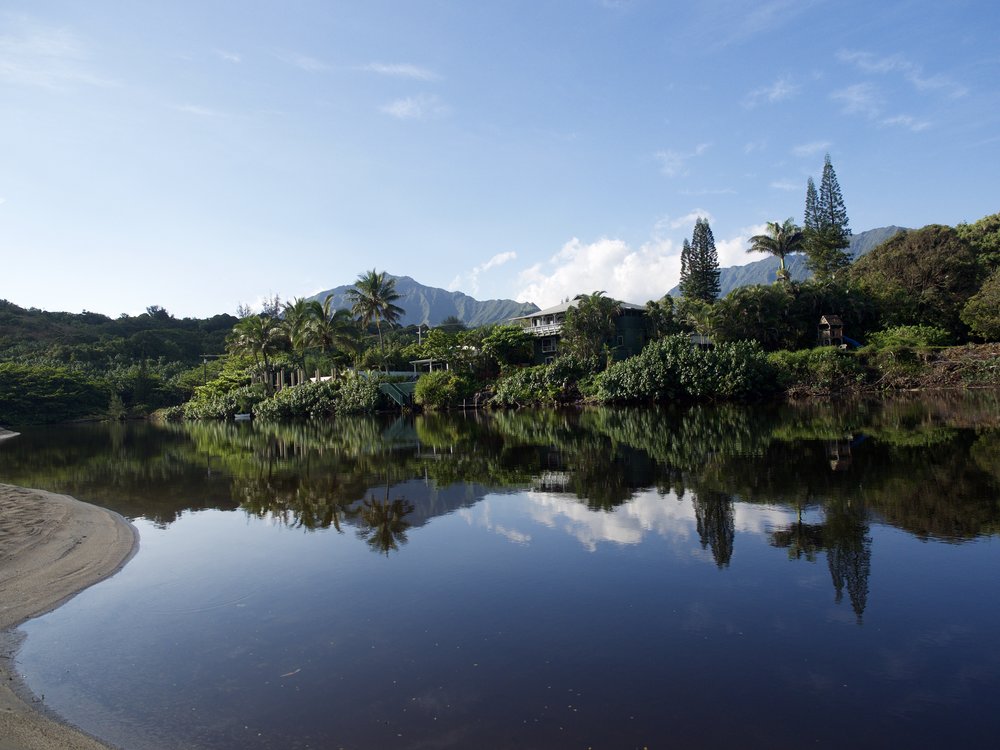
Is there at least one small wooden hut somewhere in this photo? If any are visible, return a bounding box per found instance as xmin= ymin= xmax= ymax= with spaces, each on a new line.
xmin=817 ymin=315 xmax=845 ymax=347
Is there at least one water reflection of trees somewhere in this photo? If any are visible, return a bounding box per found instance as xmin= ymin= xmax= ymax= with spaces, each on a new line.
xmin=771 ymin=498 xmax=872 ymax=622
xmin=692 ymin=491 xmax=735 ymax=568
xmin=3 ymin=394 xmax=997 ymax=591
xmin=357 ymin=486 xmax=414 ymax=556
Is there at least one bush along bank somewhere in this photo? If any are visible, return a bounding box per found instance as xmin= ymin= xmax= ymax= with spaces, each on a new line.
xmin=594 ymin=335 xmax=777 ymax=404
xmin=168 ymin=371 xmax=386 ymax=422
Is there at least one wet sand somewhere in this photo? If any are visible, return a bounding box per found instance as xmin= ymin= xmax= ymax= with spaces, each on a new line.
xmin=0 ymin=483 xmax=137 ymax=750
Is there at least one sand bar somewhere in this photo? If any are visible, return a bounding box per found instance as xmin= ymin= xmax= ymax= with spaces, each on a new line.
xmin=0 ymin=483 xmax=137 ymax=750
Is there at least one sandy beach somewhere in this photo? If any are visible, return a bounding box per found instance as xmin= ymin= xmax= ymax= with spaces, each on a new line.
xmin=0 ymin=483 xmax=137 ymax=750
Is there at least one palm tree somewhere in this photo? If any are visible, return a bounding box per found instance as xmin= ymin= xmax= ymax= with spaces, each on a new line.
xmin=347 ymin=269 xmax=405 ymax=356
xmin=747 ymin=218 xmax=804 ymax=282
xmin=282 ymin=297 xmax=318 ymax=369
xmin=310 ymin=296 xmax=360 ymax=365
xmin=227 ymin=315 xmax=286 ymax=389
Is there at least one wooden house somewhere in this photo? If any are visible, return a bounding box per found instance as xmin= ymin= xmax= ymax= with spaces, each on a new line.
xmin=817 ymin=314 xmax=845 ymax=347
xmin=510 ymin=300 xmax=649 ymax=365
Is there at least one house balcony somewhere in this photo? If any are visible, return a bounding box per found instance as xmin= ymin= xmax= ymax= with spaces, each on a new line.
xmin=527 ymin=322 xmax=563 ymax=336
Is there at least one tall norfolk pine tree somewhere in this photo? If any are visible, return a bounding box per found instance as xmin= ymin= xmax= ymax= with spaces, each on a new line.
xmin=803 ymin=154 xmax=852 ymax=282
xmin=679 ymin=218 xmax=721 ymax=303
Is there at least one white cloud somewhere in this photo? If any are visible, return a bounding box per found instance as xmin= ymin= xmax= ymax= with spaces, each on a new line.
xmin=880 ymin=114 xmax=931 ymax=132
xmin=468 ymin=489 xmax=797 ymax=553
xmin=362 ymin=62 xmax=439 ymax=80
xmin=175 ymin=103 xmax=222 ymax=117
xmin=654 ymin=143 xmax=710 ymax=178
xmin=769 ymin=179 xmax=800 ymax=191
xmin=516 ymin=237 xmax=679 ymax=307
xmin=0 ymin=20 xmax=115 ymax=89
xmin=791 ymin=140 xmax=832 ymax=158
xmin=679 ymin=187 xmax=736 ymax=196
xmin=837 ymin=49 xmax=968 ymax=98
xmin=712 ymin=0 xmax=820 ymax=48
xmin=449 ymin=251 xmax=518 ymax=295
xmin=215 ymin=49 xmax=241 ymax=63
xmin=512 ymin=214 xmax=768 ymax=306
xmin=276 ymin=51 xmax=330 ymax=72
xmin=716 ymin=224 xmax=768 ymax=268
xmin=380 ymin=93 xmax=449 ymax=120
xmin=667 ymin=209 xmax=714 ymax=230
xmin=744 ymin=140 xmax=767 ymax=154
xmin=830 ymin=82 xmax=882 ymax=117
xmin=481 ymin=251 xmax=516 ymax=271
xmin=744 ymin=76 xmax=799 ymax=107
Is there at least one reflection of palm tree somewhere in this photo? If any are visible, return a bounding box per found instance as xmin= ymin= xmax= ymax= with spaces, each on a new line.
xmin=358 ymin=487 xmax=414 ymax=556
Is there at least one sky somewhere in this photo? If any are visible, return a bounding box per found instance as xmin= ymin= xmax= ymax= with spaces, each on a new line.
xmin=2 ymin=0 xmax=999 ymax=319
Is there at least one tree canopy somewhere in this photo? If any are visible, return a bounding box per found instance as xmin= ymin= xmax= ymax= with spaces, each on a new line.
xmin=679 ymin=218 xmax=721 ymax=303
xmin=747 ymin=218 xmax=804 ymax=282
xmin=561 ymin=291 xmax=622 ymax=364
xmin=803 ymin=155 xmax=851 ymax=282
xmin=850 ymin=225 xmax=980 ymax=337
xmin=347 ymin=269 xmax=405 ymax=355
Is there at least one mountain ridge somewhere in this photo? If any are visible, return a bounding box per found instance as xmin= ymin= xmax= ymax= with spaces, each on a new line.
xmin=668 ymin=226 xmax=907 ymax=297
xmin=307 ymin=274 xmax=539 ymax=328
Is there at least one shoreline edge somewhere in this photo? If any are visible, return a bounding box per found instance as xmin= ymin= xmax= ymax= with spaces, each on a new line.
xmin=0 ymin=483 xmax=138 ymax=750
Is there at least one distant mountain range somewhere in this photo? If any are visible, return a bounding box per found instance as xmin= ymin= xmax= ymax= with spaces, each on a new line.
xmin=668 ymin=226 xmax=907 ymax=297
xmin=307 ymin=274 xmax=539 ymax=328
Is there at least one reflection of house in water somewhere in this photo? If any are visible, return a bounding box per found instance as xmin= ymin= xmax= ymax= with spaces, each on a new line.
xmin=533 ymin=470 xmax=572 ymax=493
xmin=527 ymin=444 xmax=660 ymax=510
xmin=826 ymin=438 xmax=853 ymax=471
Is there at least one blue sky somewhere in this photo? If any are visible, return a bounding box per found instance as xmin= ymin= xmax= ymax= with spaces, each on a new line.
xmin=2 ymin=0 xmax=998 ymax=318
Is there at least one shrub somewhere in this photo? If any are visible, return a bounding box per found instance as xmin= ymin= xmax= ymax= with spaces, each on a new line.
xmin=254 ymin=380 xmax=341 ymax=420
xmin=767 ymin=348 xmax=868 ymax=393
xmin=153 ymin=405 xmax=186 ymax=422
xmin=0 ymin=362 xmax=108 ymax=424
xmin=414 ymin=371 xmax=476 ymax=410
xmin=335 ymin=372 xmax=384 ymax=414
xmin=594 ymin=335 xmax=776 ymax=403
xmin=867 ymin=325 xmax=952 ymax=349
xmin=490 ymin=366 xmax=558 ymax=407
xmin=183 ymin=384 xmax=268 ymax=420
xmin=960 ymin=268 xmax=1000 ymax=341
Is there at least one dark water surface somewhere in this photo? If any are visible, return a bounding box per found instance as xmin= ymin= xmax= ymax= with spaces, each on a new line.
xmin=2 ymin=395 xmax=1000 ymax=749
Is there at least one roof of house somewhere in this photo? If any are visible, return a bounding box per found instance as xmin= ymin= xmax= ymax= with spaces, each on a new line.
xmin=511 ymin=299 xmax=645 ymax=320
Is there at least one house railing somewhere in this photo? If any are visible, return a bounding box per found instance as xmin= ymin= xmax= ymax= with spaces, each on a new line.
xmin=527 ymin=322 xmax=563 ymax=336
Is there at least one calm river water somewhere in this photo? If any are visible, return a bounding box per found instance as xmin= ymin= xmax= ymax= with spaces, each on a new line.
xmin=2 ymin=395 xmax=1000 ymax=749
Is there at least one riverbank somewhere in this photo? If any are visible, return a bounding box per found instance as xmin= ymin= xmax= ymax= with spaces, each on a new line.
xmin=0 ymin=484 xmax=137 ymax=750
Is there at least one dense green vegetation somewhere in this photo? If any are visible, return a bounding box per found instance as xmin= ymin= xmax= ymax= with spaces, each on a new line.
xmin=0 ymin=301 xmax=237 ymax=423
xmin=2 ymin=195 xmax=999 ymax=424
